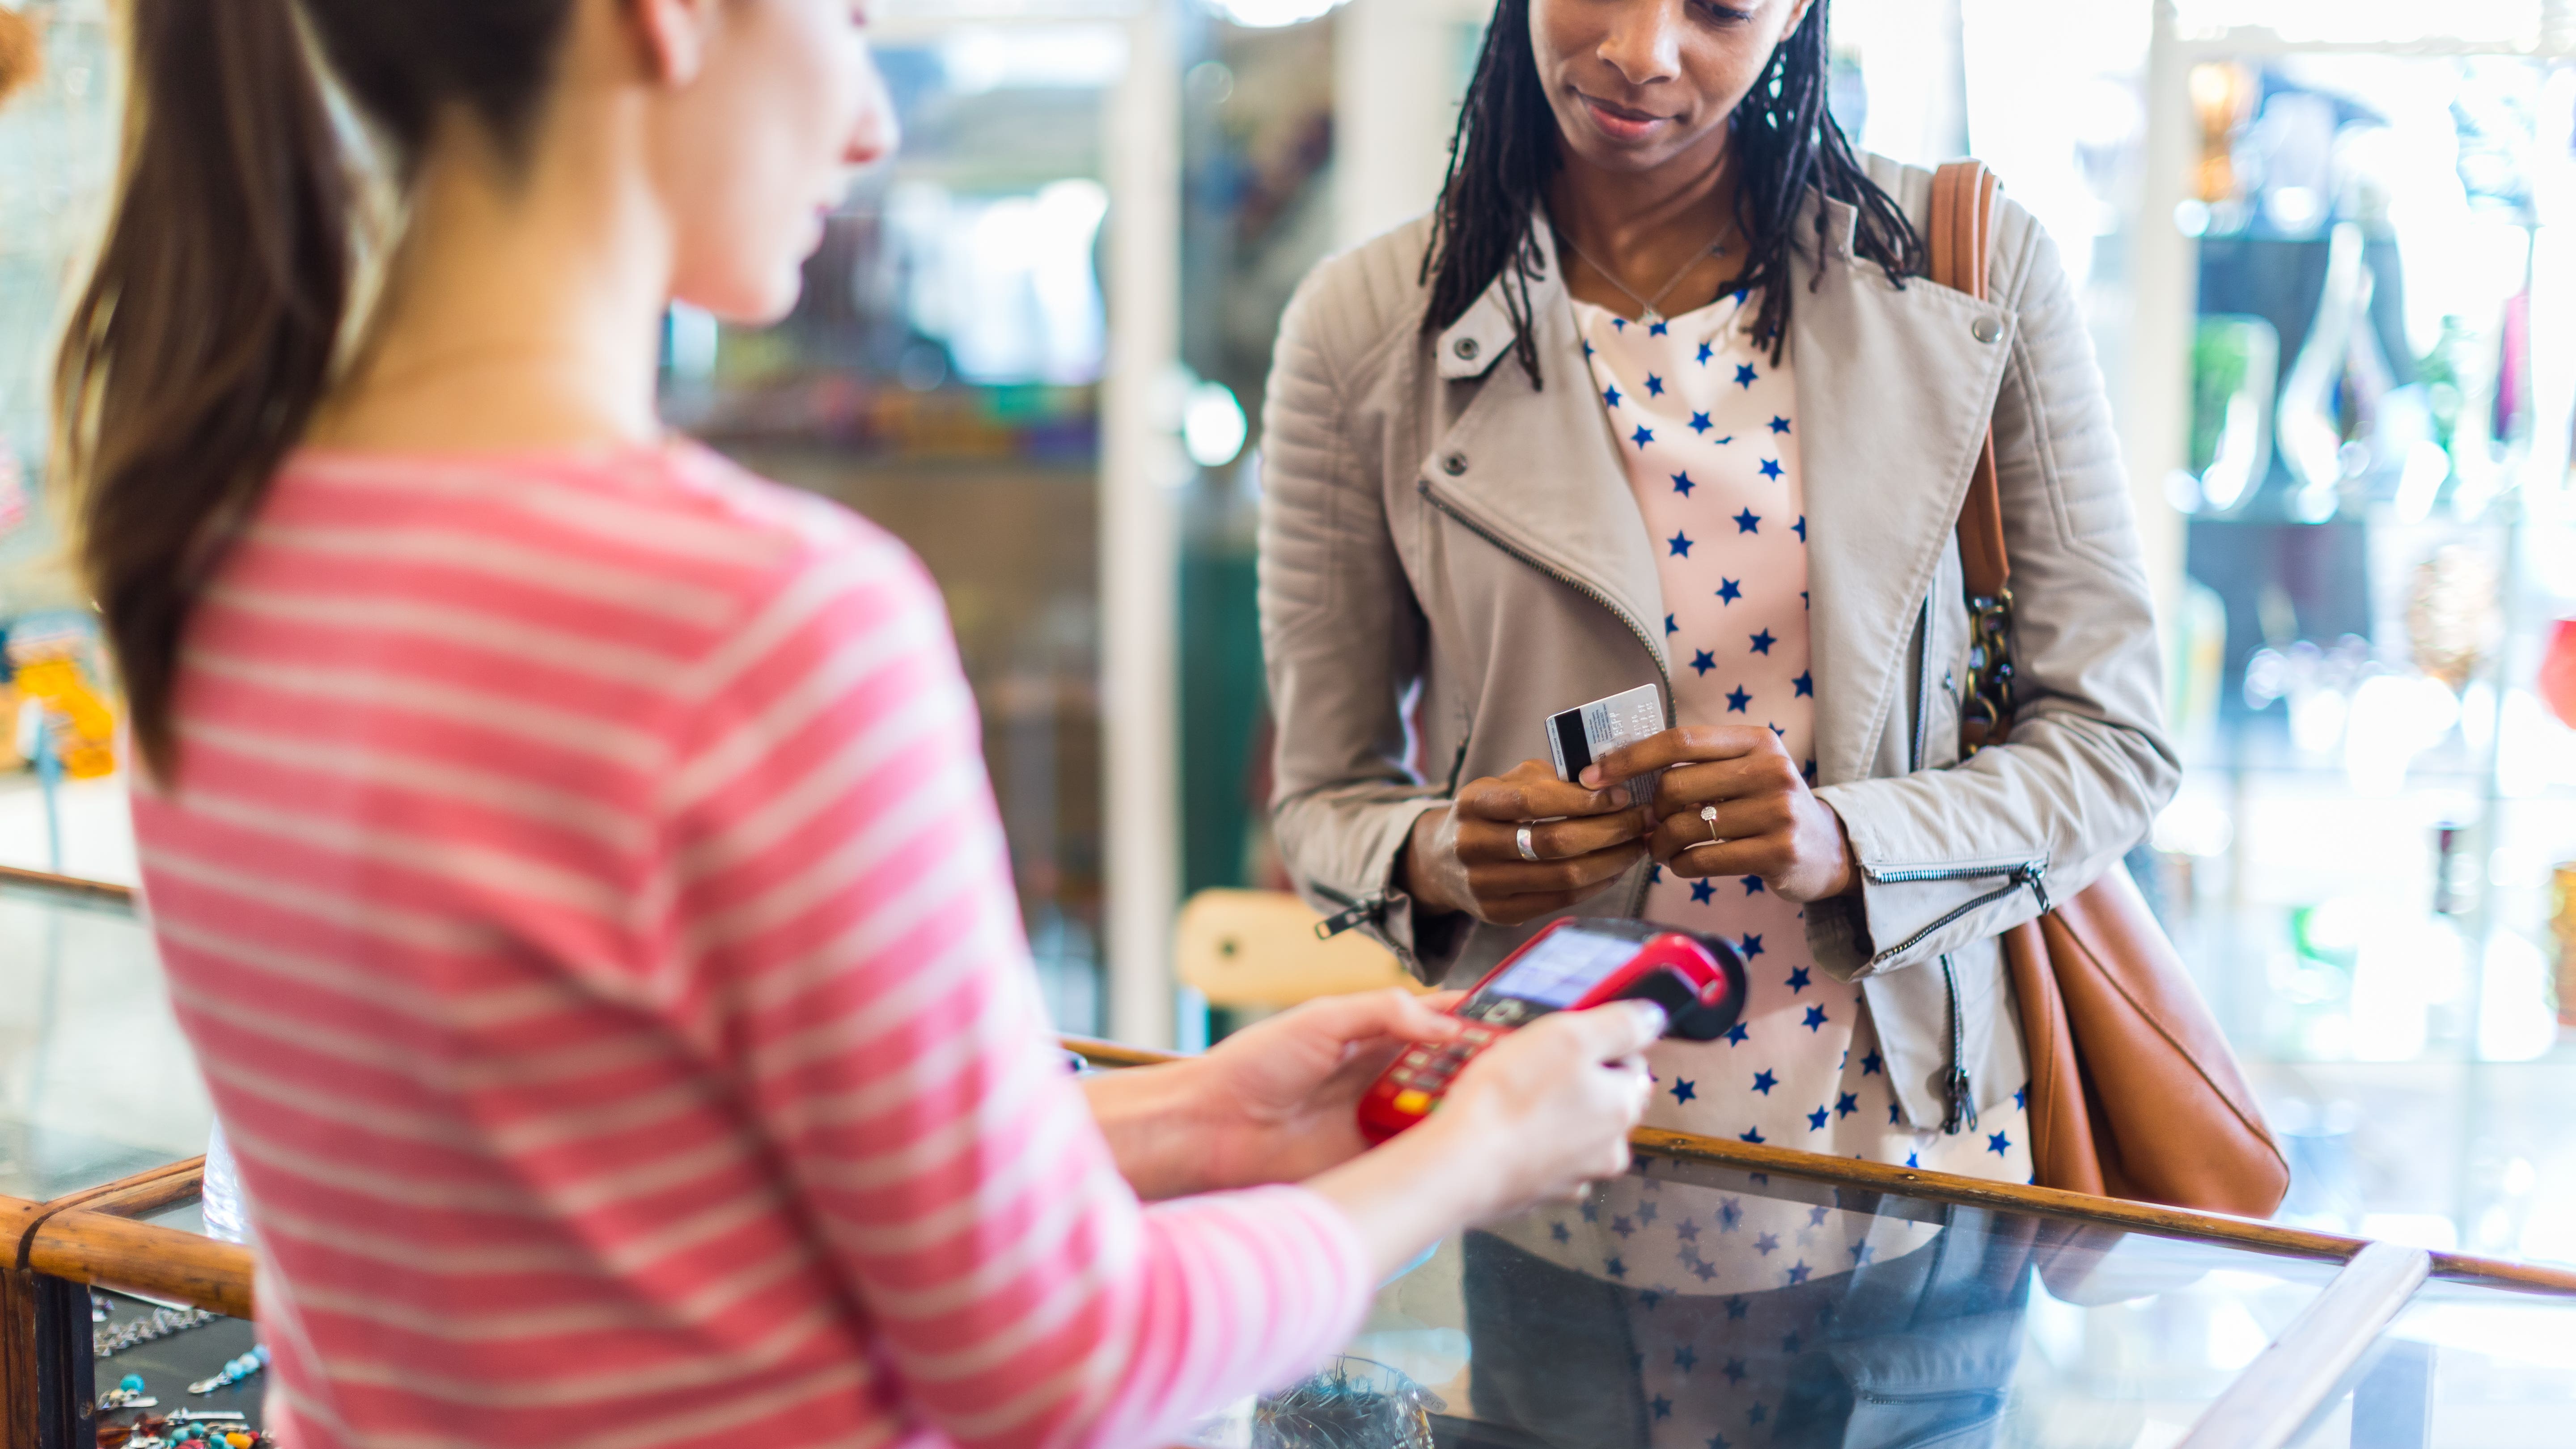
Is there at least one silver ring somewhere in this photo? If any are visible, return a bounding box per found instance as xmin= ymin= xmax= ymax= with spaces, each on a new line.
xmin=1517 ymin=825 xmax=1541 ymax=862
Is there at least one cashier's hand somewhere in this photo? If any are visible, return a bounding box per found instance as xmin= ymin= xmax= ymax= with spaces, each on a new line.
xmin=1585 ymin=726 xmax=1859 ymax=902
xmin=1190 ymin=989 xmax=1469 ymax=1186
xmin=1431 ymin=1002 xmax=1661 ymax=1215
xmin=1404 ymin=759 xmax=1656 ymax=926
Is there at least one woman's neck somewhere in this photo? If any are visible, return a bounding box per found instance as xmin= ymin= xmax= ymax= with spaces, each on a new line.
xmin=1549 ymin=134 xmax=1742 ymax=320
xmin=308 ymin=107 xmax=673 ymax=455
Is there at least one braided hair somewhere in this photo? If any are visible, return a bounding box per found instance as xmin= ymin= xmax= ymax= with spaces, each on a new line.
xmin=1421 ymin=0 xmax=1923 ymax=383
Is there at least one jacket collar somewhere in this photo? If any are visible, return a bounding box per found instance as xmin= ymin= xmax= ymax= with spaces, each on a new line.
xmin=1424 ymin=195 xmax=2016 ymax=778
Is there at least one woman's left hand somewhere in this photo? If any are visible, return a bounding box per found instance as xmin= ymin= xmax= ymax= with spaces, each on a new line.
xmin=1185 ymin=988 xmax=1468 ymax=1188
xmin=1584 ymin=725 xmax=1860 ymax=902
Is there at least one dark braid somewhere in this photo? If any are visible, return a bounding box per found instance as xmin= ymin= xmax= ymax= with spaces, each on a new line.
xmin=1423 ymin=0 xmax=1924 ymax=381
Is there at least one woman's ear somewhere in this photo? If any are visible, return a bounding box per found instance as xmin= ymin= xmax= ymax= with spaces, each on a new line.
xmin=624 ymin=0 xmax=723 ymax=85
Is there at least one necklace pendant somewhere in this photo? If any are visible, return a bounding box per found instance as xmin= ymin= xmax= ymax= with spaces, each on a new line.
xmin=1642 ymin=308 xmax=1663 ymax=327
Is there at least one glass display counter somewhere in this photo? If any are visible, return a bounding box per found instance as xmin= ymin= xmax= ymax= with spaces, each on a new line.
xmin=8 ymin=879 xmax=2576 ymax=1449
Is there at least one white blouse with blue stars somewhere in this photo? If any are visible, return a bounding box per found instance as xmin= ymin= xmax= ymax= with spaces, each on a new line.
xmin=1483 ymin=295 xmax=2032 ymax=1301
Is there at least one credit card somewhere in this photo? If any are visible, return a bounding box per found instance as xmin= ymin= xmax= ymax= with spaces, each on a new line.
xmin=1545 ymin=684 xmax=1665 ymax=807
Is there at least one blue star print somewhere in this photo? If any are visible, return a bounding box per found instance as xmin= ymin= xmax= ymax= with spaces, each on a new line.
xmin=1671 ymin=1078 xmax=1697 ymax=1104
xmin=1734 ymin=363 xmax=1758 ymax=389
xmin=1793 ymin=514 xmax=1807 ymax=541
xmin=1631 ymin=424 xmax=1655 ymax=449
xmin=1551 ymin=1221 xmax=1571 ymax=1242
xmin=1753 ymin=1233 xmax=1779 ymax=1255
xmin=1785 ymin=966 xmax=1810 ymax=992
xmin=1606 ymin=1256 xmax=1627 ymax=1279
xmin=1716 ymin=577 xmax=1742 ymax=604
xmin=1644 ymin=373 xmax=1665 ymax=396
xmin=1603 ymin=384 xmax=1622 ymax=407
xmin=1733 ymin=508 xmax=1761 ymax=533
xmin=1759 ymin=458 xmax=1784 ymax=480
xmin=1836 ymin=1091 xmax=1859 ymax=1119
xmin=2015 ymin=1083 xmax=2029 ymax=1111
xmin=1669 ymin=531 xmax=1693 ymax=557
xmin=1742 ymin=875 xmax=1766 ymax=894
xmin=1804 ymin=1005 xmax=1829 ymax=1031
xmin=1769 ymin=415 xmax=1791 ymax=435
xmin=1861 ymin=1051 xmax=1884 ymax=1076
xmin=1806 ymin=1106 xmax=1829 ymax=1131
xmin=1741 ymin=933 xmax=1764 ymax=959
xmin=1689 ymin=411 xmax=1712 ymax=434
xmin=1739 ymin=1128 xmax=1765 ymax=1144
xmin=1751 ymin=1070 xmax=1778 ymax=1095
xmin=1666 ymin=612 xmax=1678 ymax=636
xmin=1750 ymin=628 xmax=1776 ymax=655
xmin=1690 ymin=648 xmax=1717 ymax=676
xmin=1851 ymin=1241 xmax=1875 ymax=1265
xmin=1725 ymin=685 xmax=1751 ymax=712
xmin=1612 ymin=1216 xmax=1635 ymax=1238
xmin=1696 ymin=341 xmax=1715 ymax=365
xmin=1674 ymin=1345 xmax=1698 ymax=1373
xmin=1647 ymin=318 xmax=1669 ymax=335
xmin=1724 ymin=1022 xmax=1750 ymax=1045
xmin=1725 ymin=1295 xmax=1749 ymax=1318
xmin=1652 ymin=1395 xmax=1673 ymax=1420
xmin=1785 ymin=1261 xmax=1812 ymax=1285
xmin=1690 ymin=877 xmax=1716 ymax=903
xmin=1988 ymin=1131 xmax=2014 ymax=1157
xmin=1671 ymin=470 xmax=1695 ymax=496
xmin=1794 ymin=671 xmax=1814 ymax=696
xmin=1675 ymin=1219 xmax=1699 ymax=1242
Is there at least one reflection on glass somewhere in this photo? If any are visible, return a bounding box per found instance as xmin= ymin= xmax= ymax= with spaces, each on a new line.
xmin=1191 ymin=1154 xmax=2342 ymax=1449
xmin=2289 ymin=1277 xmax=2576 ymax=1449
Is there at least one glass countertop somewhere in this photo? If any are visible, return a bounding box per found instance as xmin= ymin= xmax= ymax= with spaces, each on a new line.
xmin=1190 ymin=1149 xmax=2349 ymax=1449
xmin=2288 ymin=1276 xmax=2576 ymax=1449
xmin=0 ymin=880 xmax=209 ymax=1201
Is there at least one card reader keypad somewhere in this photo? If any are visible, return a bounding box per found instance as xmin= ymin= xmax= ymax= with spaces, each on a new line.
xmin=1385 ymin=1022 xmax=1504 ymax=1116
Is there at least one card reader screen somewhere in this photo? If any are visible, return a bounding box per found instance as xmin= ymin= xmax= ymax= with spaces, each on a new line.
xmin=1473 ymin=928 xmax=1640 ymax=1011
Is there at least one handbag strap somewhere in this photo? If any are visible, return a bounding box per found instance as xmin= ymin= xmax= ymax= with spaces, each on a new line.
xmin=1928 ymin=161 xmax=2015 ymax=751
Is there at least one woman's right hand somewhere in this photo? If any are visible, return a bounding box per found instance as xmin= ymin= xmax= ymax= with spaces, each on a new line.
xmin=1404 ymin=759 xmax=1655 ymax=926
xmin=1304 ymin=1001 xmax=1661 ymax=1275
xmin=1428 ymin=1002 xmax=1662 ymax=1213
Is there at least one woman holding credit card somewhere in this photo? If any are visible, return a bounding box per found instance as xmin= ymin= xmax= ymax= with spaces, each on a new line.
xmin=1258 ymin=0 xmax=2172 ymax=1338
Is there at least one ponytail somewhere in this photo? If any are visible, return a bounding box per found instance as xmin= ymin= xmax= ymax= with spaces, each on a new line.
xmin=55 ymin=0 xmax=348 ymax=783
xmin=54 ymin=0 xmax=575 ymax=784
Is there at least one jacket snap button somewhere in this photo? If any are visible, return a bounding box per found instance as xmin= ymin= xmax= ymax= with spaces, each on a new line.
xmin=1442 ymin=452 xmax=1468 ymax=476
xmin=1454 ymin=337 xmax=1480 ymax=360
xmin=1971 ymin=317 xmax=2003 ymax=344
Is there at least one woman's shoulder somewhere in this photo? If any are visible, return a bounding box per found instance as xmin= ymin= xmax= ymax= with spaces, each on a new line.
xmin=1277 ymin=212 xmax=1441 ymax=381
xmin=1853 ymin=150 xmax=2056 ymax=301
xmin=274 ymin=440 xmax=935 ymax=639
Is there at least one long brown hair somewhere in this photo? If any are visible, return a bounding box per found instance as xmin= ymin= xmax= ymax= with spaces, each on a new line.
xmin=52 ymin=0 xmax=575 ymax=781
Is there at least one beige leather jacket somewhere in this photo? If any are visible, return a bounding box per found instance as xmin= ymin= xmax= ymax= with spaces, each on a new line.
xmin=1256 ymin=158 xmax=2179 ymax=1131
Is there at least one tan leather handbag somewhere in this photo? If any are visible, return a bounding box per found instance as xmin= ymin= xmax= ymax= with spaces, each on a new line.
xmin=1928 ymin=161 xmax=2290 ymax=1218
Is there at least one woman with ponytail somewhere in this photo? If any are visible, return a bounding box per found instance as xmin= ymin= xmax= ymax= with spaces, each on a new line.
xmin=1260 ymin=2 xmax=2173 ymax=1435
xmin=55 ymin=4 xmax=1668 ymax=1445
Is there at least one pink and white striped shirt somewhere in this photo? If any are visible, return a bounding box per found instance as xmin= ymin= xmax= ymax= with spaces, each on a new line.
xmin=131 ymin=443 xmax=1370 ymax=1449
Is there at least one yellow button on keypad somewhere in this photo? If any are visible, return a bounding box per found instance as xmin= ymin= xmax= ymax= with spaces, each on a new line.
xmin=1392 ymin=1089 xmax=1432 ymax=1115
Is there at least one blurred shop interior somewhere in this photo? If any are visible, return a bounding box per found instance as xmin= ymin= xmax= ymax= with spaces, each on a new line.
xmin=11 ymin=0 xmax=2576 ymax=1284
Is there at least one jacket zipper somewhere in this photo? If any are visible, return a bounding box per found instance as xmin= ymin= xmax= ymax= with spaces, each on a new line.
xmin=1417 ymin=479 xmax=1675 ymax=917
xmin=1311 ymin=882 xmax=1382 ymax=941
xmin=1906 ymin=598 xmax=1979 ymax=1132
xmin=1865 ymin=859 xmax=2050 ymax=964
